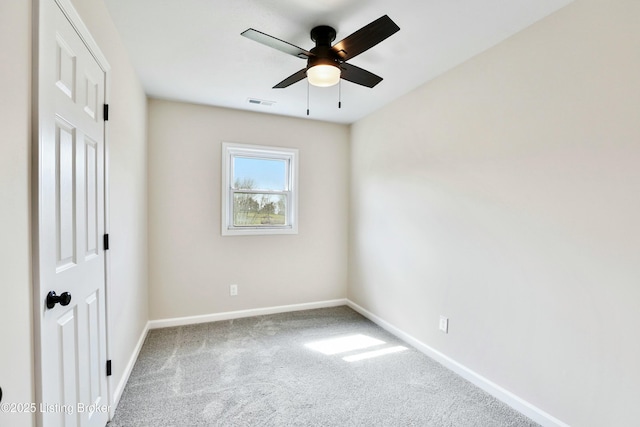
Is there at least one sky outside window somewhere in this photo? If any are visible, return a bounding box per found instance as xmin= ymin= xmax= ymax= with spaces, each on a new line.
xmin=233 ymin=157 xmax=286 ymax=190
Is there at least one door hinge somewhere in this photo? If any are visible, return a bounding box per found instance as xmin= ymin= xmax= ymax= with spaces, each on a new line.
xmin=103 ymin=234 xmax=110 ymax=251
xmin=103 ymin=104 xmax=109 ymax=121
xmin=106 ymin=360 xmax=112 ymax=377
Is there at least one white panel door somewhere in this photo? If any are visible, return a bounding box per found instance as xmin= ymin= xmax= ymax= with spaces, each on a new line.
xmin=36 ymin=1 xmax=109 ymax=426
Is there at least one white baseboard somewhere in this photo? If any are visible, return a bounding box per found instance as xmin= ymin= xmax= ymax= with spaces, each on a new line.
xmin=109 ymin=321 xmax=150 ymax=419
xmin=148 ymin=298 xmax=348 ymax=330
xmin=346 ymin=300 xmax=569 ymax=427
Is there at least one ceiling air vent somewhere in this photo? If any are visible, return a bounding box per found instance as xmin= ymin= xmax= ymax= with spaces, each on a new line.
xmin=247 ymin=98 xmax=276 ymax=107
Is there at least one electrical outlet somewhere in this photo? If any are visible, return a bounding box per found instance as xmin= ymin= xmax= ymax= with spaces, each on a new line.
xmin=439 ymin=316 xmax=449 ymax=334
xmin=229 ymin=284 xmax=238 ymax=296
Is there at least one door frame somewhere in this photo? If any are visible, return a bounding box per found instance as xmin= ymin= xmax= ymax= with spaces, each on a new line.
xmin=32 ymin=0 xmax=113 ymax=423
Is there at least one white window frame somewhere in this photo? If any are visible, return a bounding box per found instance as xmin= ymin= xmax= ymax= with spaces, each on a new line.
xmin=221 ymin=142 xmax=298 ymax=236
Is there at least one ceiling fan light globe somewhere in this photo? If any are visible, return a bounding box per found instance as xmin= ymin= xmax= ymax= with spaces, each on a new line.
xmin=307 ymin=64 xmax=341 ymax=87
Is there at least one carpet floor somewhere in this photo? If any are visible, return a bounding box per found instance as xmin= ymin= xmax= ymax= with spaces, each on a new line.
xmin=108 ymin=306 xmax=538 ymax=426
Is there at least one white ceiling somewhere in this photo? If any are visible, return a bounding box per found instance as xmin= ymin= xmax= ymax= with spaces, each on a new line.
xmin=104 ymin=0 xmax=572 ymax=124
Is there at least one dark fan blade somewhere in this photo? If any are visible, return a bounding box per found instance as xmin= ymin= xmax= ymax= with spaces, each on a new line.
xmin=340 ymin=63 xmax=383 ymax=88
xmin=332 ymin=15 xmax=400 ymax=61
xmin=273 ymin=68 xmax=308 ymax=89
xmin=241 ymin=29 xmax=313 ymax=59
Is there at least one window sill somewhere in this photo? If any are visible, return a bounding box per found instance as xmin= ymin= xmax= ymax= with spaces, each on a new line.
xmin=221 ymin=226 xmax=298 ymax=236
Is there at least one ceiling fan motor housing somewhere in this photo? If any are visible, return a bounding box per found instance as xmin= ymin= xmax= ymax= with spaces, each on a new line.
xmin=308 ymin=26 xmax=341 ymax=70
xmin=310 ymin=25 xmax=336 ymax=45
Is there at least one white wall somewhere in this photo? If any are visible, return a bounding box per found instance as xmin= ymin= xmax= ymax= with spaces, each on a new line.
xmin=0 ymin=1 xmax=148 ymax=425
xmin=148 ymin=99 xmax=349 ymax=320
xmin=0 ymin=1 xmax=34 ymax=426
xmin=349 ymin=0 xmax=640 ymax=425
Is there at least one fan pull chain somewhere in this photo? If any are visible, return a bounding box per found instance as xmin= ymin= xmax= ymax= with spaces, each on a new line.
xmin=306 ymin=80 xmax=310 ymax=116
xmin=339 ymin=79 xmax=342 ymax=109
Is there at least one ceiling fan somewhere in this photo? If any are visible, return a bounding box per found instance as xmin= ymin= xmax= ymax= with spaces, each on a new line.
xmin=241 ymin=15 xmax=400 ymax=89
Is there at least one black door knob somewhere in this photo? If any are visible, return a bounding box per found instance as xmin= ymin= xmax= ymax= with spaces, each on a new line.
xmin=46 ymin=291 xmax=72 ymax=309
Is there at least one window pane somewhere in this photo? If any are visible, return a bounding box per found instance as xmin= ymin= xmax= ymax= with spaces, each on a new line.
xmin=233 ymin=193 xmax=287 ymax=226
xmin=233 ymin=157 xmax=286 ymax=191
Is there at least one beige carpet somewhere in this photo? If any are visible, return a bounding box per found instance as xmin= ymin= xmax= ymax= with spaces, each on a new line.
xmin=108 ymin=306 xmax=538 ymax=426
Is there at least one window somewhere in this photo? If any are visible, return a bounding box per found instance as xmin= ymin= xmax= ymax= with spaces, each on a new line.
xmin=222 ymin=142 xmax=298 ymax=236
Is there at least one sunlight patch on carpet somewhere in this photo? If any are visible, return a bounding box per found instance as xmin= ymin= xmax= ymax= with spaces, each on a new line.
xmin=343 ymin=345 xmax=408 ymax=362
xmin=305 ymin=334 xmax=384 ymax=355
